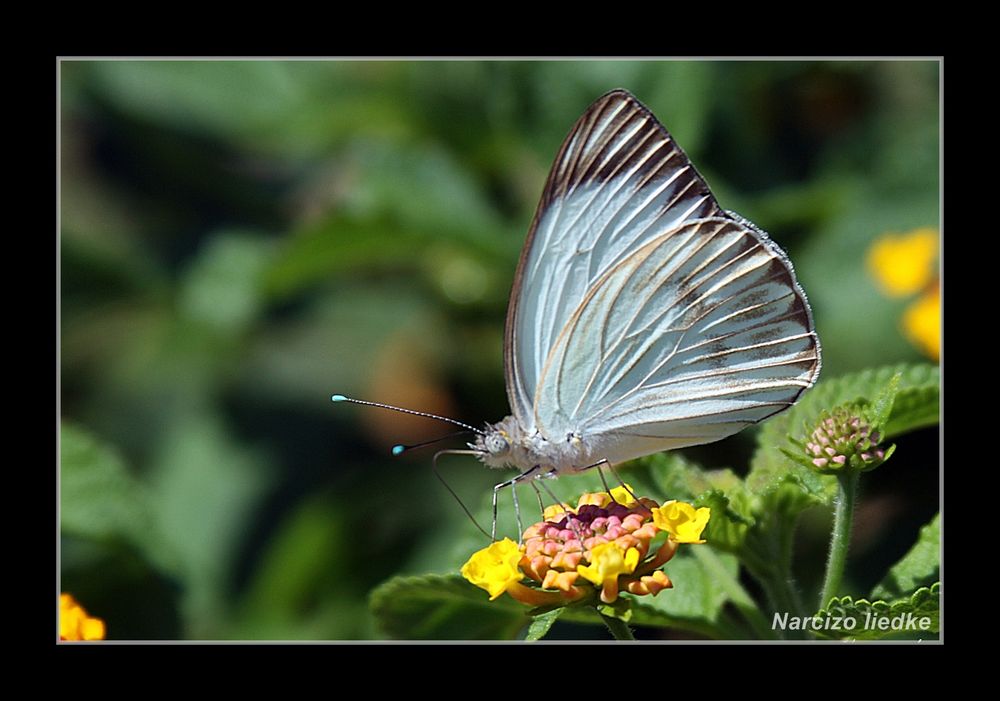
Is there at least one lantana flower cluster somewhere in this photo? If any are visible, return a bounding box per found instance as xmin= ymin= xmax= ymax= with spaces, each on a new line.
xmin=805 ymin=408 xmax=889 ymax=474
xmin=783 ymin=399 xmax=896 ymax=478
xmin=461 ymin=487 xmax=710 ymax=606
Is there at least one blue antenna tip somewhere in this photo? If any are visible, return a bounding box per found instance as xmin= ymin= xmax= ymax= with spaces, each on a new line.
xmin=391 ymin=445 xmax=405 ymax=456
xmin=331 ymin=394 xmax=348 ymax=402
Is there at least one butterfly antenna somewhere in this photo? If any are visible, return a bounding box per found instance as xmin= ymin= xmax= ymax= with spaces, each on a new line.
xmin=331 ymin=395 xmax=484 ymax=435
xmin=391 ymin=430 xmax=475 ymax=456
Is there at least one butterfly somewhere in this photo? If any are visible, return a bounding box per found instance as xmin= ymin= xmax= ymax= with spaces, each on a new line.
xmin=336 ymin=89 xmax=821 ymax=535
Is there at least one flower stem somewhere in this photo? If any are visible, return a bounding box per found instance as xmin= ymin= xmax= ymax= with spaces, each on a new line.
xmin=819 ymin=470 xmax=860 ymax=610
xmin=599 ymin=612 xmax=636 ymax=640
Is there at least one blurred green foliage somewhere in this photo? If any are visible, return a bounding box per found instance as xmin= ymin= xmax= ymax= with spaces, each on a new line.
xmin=60 ymin=60 xmax=939 ymax=640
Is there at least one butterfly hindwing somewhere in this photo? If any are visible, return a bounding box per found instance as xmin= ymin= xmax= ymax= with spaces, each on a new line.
xmin=534 ymin=216 xmax=819 ymax=453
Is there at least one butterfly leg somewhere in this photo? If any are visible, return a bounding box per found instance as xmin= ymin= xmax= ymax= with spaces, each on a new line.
xmin=492 ymin=464 xmax=545 ymax=542
xmin=583 ymin=459 xmax=647 ymax=511
xmin=532 ymin=469 xmax=568 ymax=516
xmin=528 ymin=478 xmax=585 ymax=542
xmin=529 ymin=481 xmax=546 ymax=520
xmin=606 ymin=462 xmax=645 ymax=510
xmin=530 ymin=472 xmax=588 ymax=543
xmin=511 ymin=480 xmax=523 ymax=542
xmin=577 ymin=458 xmax=624 ymax=504
xmin=594 ymin=460 xmax=615 ymax=498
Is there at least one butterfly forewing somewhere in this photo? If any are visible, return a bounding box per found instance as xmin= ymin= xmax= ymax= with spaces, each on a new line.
xmin=505 ymin=90 xmax=820 ymax=460
xmin=505 ymin=90 xmax=724 ymax=429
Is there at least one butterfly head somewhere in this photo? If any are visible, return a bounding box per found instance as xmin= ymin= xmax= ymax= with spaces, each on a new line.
xmin=483 ymin=430 xmax=510 ymax=456
xmin=471 ymin=416 xmax=531 ymax=469
xmin=472 ymin=425 xmax=511 ymax=468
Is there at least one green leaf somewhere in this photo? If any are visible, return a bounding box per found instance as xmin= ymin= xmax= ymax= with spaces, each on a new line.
xmin=84 ymin=62 xmax=416 ymax=156
xmin=231 ymin=494 xmax=367 ymax=640
xmin=336 ymin=140 xmax=504 ymax=238
xmin=60 ymin=422 xmax=176 ymax=574
xmin=630 ymin=453 xmax=806 ymax=634
xmin=263 ymin=138 xmax=515 ymax=300
xmin=265 ymin=216 xmax=427 ymax=298
xmin=871 ymin=513 xmax=940 ymax=601
xmin=884 ymin=378 xmax=941 ymax=438
xmin=635 ymin=548 xmax=743 ymax=637
xmin=749 ymin=363 xmax=939 ymax=506
xmin=696 ymin=489 xmax=753 ymax=553
xmin=264 ymin=215 xmax=511 ymax=300
xmin=867 ymin=371 xmax=901 ymax=430
xmin=369 ymin=561 xmax=742 ymax=640
xmin=555 ymin=596 xmax=737 ymax=640
xmin=524 ymin=609 xmax=563 ymax=641
xmin=629 ymin=451 xmax=741 ymax=503
xmin=148 ymin=411 xmax=274 ymax=636
xmin=177 ymin=231 xmax=272 ymax=335
xmin=370 ymin=574 xmax=527 ymax=640
xmin=812 ymin=583 xmax=940 ymax=640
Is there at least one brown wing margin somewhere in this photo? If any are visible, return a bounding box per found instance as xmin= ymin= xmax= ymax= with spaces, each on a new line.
xmin=503 ymin=89 xmax=725 ymax=424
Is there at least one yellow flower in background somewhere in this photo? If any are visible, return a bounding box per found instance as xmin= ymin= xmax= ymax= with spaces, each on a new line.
xmin=866 ymin=227 xmax=940 ymax=361
xmin=652 ymin=500 xmax=711 ymax=544
xmin=867 ymin=228 xmax=938 ymax=297
xmin=460 ymin=538 xmax=524 ymax=600
xmin=60 ymin=594 xmax=105 ymax=641
xmin=903 ymin=286 xmax=940 ymax=361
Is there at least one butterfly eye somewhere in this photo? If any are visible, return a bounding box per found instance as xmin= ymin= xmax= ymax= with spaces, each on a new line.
xmin=485 ymin=433 xmax=510 ymax=455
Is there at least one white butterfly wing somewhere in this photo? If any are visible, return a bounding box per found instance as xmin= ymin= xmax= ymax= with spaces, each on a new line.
xmin=505 ymin=90 xmax=820 ymax=462
xmin=534 ymin=216 xmax=819 ymax=457
xmin=505 ymin=89 xmax=723 ymax=429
